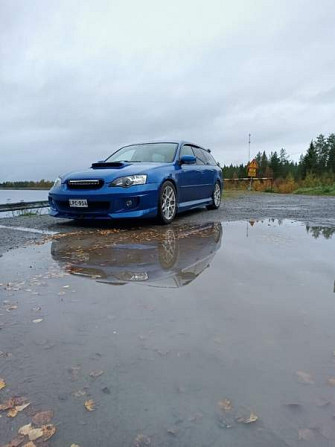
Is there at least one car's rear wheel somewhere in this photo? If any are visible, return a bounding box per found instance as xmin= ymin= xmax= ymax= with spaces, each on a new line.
xmin=207 ymin=181 xmax=221 ymax=210
xmin=158 ymin=181 xmax=177 ymax=224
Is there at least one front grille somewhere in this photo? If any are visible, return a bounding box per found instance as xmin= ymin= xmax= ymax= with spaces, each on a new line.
xmin=67 ymin=179 xmax=104 ymax=190
xmin=55 ymin=200 xmax=110 ymax=213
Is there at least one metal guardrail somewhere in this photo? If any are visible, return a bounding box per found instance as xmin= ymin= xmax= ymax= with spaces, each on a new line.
xmin=0 ymin=200 xmax=49 ymax=212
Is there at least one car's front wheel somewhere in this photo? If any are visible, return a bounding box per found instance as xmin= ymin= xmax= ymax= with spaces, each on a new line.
xmin=207 ymin=181 xmax=221 ymax=210
xmin=158 ymin=181 xmax=177 ymax=224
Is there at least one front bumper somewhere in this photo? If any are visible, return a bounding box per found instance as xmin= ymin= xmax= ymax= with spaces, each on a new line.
xmin=48 ymin=183 xmax=160 ymax=219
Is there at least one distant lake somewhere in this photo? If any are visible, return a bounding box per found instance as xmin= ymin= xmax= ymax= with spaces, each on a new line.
xmin=0 ymin=189 xmax=49 ymax=204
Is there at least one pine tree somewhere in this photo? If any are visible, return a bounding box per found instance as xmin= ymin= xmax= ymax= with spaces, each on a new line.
xmin=327 ymin=134 xmax=335 ymax=174
xmin=269 ymin=151 xmax=281 ymax=179
xmin=302 ymin=141 xmax=317 ymax=178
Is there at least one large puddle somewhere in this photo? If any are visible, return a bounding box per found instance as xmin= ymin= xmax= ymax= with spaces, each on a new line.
xmin=0 ymin=220 xmax=335 ymax=446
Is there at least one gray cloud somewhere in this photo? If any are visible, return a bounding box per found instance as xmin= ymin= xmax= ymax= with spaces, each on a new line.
xmin=1 ymin=0 xmax=335 ymax=180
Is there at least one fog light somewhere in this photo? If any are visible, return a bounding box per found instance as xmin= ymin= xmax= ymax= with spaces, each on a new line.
xmin=126 ymin=200 xmax=133 ymax=207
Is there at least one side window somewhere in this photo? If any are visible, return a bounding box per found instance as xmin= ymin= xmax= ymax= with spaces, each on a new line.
xmin=180 ymin=145 xmax=194 ymax=158
xmin=204 ymin=151 xmax=217 ymax=165
xmin=192 ymin=147 xmax=206 ymax=165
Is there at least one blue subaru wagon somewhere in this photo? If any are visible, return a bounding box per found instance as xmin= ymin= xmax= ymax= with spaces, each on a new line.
xmin=49 ymin=141 xmax=223 ymax=224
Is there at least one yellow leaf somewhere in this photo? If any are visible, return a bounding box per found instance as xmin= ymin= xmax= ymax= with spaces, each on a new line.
xmin=42 ymin=424 xmax=56 ymax=441
xmin=28 ymin=428 xmax=44 ymax=441
xmin=70 ymin=444 xmax=80 ymax=447
xmin=7 ymin=407 xmax=18 ymax=417
xmin=23 ymin=442 xmax=37 ymax=447
xmin=244 ymin=412 xmax=258 ymax=423
xmin=6 ymin=402 xmax=30 ymax=417
xmin=19 ymin=423 xmax=33 ymax=436
xmin=84 ymin=399 xmax=95 ymax=411
xmin=0 ymin=378 xmax=6 ymax=390
xmin=218 ymin=399 xmax=232 ymax=411
xmin=236 ymin=412 xmax=259 ymax=424
xmin=16 ymin=402 xmax=30 ymax=412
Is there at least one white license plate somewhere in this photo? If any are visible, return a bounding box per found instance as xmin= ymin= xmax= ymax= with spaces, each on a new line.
xmin=69 ymin=199 xmax=88 ymax=208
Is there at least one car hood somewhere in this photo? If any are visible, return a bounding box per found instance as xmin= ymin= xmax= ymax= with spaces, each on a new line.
xmin=62 ymin=162 xmax=168 ymax=182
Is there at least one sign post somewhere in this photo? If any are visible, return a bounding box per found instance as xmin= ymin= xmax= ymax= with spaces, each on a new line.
xmin=247 ymin=159 xmax=259 ymax=190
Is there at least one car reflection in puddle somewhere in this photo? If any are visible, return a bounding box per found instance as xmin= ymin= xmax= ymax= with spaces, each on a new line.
xmin=51 ymin=222 xmax=222 ymax=288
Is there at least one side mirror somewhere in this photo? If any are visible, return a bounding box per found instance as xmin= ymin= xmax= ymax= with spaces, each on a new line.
xmin=180 ymin=155 xmax=196 ymax=165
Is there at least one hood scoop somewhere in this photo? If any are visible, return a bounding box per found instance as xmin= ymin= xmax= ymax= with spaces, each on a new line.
xmin=91 ymin=162 xmax=127 ymax=169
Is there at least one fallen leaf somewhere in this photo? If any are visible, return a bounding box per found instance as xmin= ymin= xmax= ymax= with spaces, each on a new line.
xmin=0 ymin=378 xmax=6 ymax=390
xmin=41 ymin=424 xmax=56 ymax=441
xmin=7 ymin=408 xmax=18 ymax=417
xmin=28 ymin=428 xmax=44 ymax=441
xmin=298 ymin=428 xmax=315 ymax=441
xmin=13 ymin=397 xmax=28 ymax=406
xmin=6 ymin=305 xmax=18 ymax=311
xmin=70 ymin=444 xmax=80 ymax=447
xmin=218 ymin=399 xmax=232 ymax=411
xmin=19 ymin=424 xmax=33 ymax=436
xmin=236 ymin=412 xmax=258 ymax=424
xmin=296 ymin=371 xmax=314 ymax=384
xmin=5 ymin=435 xmax=25 ymax=447
xmin=133 ymin=434 xmax=151 ymax=447
xmin=32 ymin=319 xmax=43 ymax=324
xmin=0 ymin=398 xmax=15 ymax=410
xmin=84 ymin=399 xmax=95 ymax=411
xmin=16 ymin=402 xmax=30 ymax=412
xmin=327 ymin=377 xmax=335 ymax=386
xmin=0 ymin=351 xmax=13 ymax=358
xmin=18 ymin=423 xmax=43 ymax=441
xmin=23 ymin=442 xmax=36 ymax=447
xmin=32 ymin=410 xmax=53 ymax=425
xmin=167 ymin=428 xmax=177 ymax=436
xmin=7 ymin=402 xmax=30 ymax=417
xmin=89 ymin=370 xmax=104 ymax=379
xmin=72 ymin=389 xmax=87 ymax=398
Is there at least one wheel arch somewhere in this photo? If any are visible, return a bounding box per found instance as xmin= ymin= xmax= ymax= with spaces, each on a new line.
xmin=159 ymin=177 xmax=179 ymax=204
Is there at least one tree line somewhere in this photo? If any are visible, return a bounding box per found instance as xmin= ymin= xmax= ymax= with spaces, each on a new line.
xmin=222 ymin=133 xmax=335 ymax=182
xmin=0 ymin=179 xmax=53 ymax=189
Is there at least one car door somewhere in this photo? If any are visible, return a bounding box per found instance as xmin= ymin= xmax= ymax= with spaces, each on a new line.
xmin=177 ymin=144 xmax=201 ymax=203
xmin=192 ymin=147 xmax=215 ymax=199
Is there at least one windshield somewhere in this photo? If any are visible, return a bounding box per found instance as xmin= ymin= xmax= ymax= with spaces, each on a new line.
xmin=106 ymin=143 xmax=178 ymax=163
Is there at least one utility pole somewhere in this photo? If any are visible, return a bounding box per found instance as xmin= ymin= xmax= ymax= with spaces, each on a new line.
xmin=248 ymin=133 xmax=252 ymax=191
xmin=248 ymin=133 xmax=251 ymax=162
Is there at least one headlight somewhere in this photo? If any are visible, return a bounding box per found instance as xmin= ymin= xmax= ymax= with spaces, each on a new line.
xmin=53 ymin=177 xmax=62 ymax=187
xmin=110 ymin=175 xmax=147 ymax=188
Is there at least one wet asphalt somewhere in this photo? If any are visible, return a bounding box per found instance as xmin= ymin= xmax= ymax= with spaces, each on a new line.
xmin=1 ymin=193 xmax=335 ymax=447
xmin=1 ymin=192 xmax=335 ymax=256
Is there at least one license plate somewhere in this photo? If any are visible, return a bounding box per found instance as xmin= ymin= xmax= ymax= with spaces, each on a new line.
xmin=69 ymin=199 xmax=88 ymax=208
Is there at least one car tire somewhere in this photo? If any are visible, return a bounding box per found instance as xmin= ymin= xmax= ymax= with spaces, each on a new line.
xmin=158 ymin=181 xmax=177 ymax=224
xmin=207 ymin=181 xmax=221 ymax=210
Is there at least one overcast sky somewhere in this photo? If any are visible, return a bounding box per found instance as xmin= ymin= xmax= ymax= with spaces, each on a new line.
xmin=1 ymin=0 xmax=335 ymax=180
